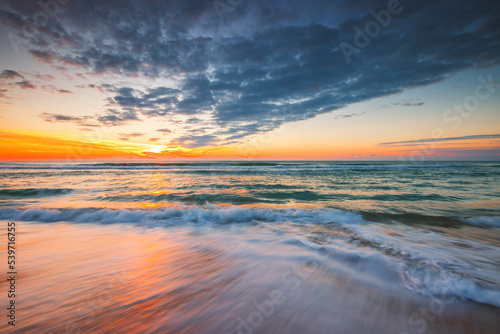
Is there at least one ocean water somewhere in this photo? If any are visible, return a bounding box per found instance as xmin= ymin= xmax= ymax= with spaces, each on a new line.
xmin=1 ymin=161 xmax=499 ymax=333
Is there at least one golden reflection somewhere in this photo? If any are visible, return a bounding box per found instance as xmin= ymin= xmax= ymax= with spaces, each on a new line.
xmin=4 ymin=222 xmax=243 ymax=333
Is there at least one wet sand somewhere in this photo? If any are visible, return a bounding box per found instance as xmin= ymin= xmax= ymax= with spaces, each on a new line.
xmin=1 ymin=221 xmax=499 ymax=333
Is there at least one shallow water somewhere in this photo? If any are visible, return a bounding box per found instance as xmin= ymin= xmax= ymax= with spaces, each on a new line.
xmin=0 ymin=161 xmax=499 ymax=333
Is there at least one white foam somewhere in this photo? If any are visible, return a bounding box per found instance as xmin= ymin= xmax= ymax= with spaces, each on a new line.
xmin=399 ymin=261 xmax=500 ymax=307
xmin=461 ymin=216 xmax=500 ymax=228
xmin=0 ymin=206 xmax=367 ymax=226
xmin=2 ymin=205 xmax=499 ymax=307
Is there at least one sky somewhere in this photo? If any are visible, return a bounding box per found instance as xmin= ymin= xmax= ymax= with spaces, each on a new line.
xmin=0 ymin=0 xmax=499 ymax=160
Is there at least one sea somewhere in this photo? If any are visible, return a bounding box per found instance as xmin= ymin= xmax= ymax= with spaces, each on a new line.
xmin=1 ymin=161 xmax=499 ymax=333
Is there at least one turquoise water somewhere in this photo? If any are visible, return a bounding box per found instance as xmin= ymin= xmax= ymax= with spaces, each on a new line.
xmin=1 ymin=161 xmax=499 ymax=333
xmin=1 ymin=161 xmax=499 ymax=219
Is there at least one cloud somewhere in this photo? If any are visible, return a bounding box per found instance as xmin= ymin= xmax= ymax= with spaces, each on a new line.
xmin=378 ymin=134 xmax=500 ymax=147
xmin=38 ymin=84 xmax=74 ymax=94
xmin=0 ymin=69 xmax=74 ymax=97
xmin=57 ymin=89 xmax=73 ymax=94
xmin=97 ymin=109 xmax=140 ymax=126
xmin=40 ymin=113 xmax=89 ymax=123
xmin=333 ymin=111 xmax=366 ymax=119
xmin=39 ymin=112 xmax=101 ymax=128
xmin=0 ymin=70 xmax=37 ymax=90
xmin=381 ymin=100 xmax=425 ymax=108
xmin=156 ymin=128 xmax=172 ymax=134
xmin=15 ymin=80 xmax=36 ymax=89
xmin=118 ymin=132 xmax=144 ymax=141
xmin=394 ymin=102 xmax=424 ymax=107
xmin=118 ymin=132 xmax=144 ymax=137
xmin=0 ymin=70 xmax=23 ymax=79
xmin=170 ymin=134 xmax=219 ymax=148
xmin=2 ymin=0 xmax=500 ymax=146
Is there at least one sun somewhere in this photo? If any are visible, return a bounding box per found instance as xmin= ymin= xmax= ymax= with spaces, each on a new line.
xmin=147 ymin=145 xmax=164 ymax=154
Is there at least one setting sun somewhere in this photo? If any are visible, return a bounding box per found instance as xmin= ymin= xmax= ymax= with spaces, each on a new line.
xmin=148 ymin=145 xmax=164 ymax=154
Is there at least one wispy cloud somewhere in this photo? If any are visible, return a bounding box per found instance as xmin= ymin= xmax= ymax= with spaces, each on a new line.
xmin=378 ymin=134 xmax=500 ymax=147
xmin=0 ymin=70 xmax=23 ymax=80
xmin=333 ymin=111 xmax=366 ymax=119
xmin=381 ymin=101 xmax=425 ymax=109
xmin=1 ymin=69 xmax=73 ymax=97
xmin=156 ymin=128 xmax=172 ymax=135
xmin=118 ymin=132 xmax=145 ymax=141
xmin=39 ymin=113 xmax=101 ymax=129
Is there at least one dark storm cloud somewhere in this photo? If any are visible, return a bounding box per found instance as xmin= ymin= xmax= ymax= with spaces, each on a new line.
xmin=378 ymin=134 xmax=500 ymax=147
xmin=3 ymin=0 xmax=500 ymax=147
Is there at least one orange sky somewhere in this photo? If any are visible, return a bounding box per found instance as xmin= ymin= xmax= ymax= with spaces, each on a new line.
xmin=0 ymin=130 xmax=241 ymax=160
xmin=1 ymin=129 xmax=499 ymax=161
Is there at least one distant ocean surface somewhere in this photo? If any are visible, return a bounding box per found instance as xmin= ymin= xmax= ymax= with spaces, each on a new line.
xmin=1 ymin=161 xmax=499 ymax=333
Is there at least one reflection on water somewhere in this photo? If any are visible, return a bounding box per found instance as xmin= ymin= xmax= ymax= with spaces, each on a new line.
xmin=1 ymin=221 xmax=499 ymax=334
xmin=1 ymin=162 xmax=499 ymax=333
xmin=1 ymin=161 xmax=499 ymax=217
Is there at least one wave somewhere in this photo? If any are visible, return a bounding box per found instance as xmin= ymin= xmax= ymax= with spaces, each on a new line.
xmin=1 ymin=205 xmax=499 ymax=307
xmin=0 ymin=206 xmax=497 ymax=229
xmin=0 ymin=188 xmax=73 ymax=198
xmin=295 ymin=233 xmax=500 ymax=308
xmin=399 ymin=258 xmax=500 ymax=308
xmin=98 ymin=191 xmax=330 ymax=204
xmin=0 ymin=206 xmax=367 ymax=225
xmin=460 ymin=216 xmax=500 ymax=228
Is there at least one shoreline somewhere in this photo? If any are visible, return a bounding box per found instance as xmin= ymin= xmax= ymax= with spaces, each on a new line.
xmin=2 ymin=220 xmax=499 ymax=333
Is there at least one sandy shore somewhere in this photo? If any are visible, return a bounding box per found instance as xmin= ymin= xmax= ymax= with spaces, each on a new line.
xmin=1 ymin=221 xmax=499 ymax=333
